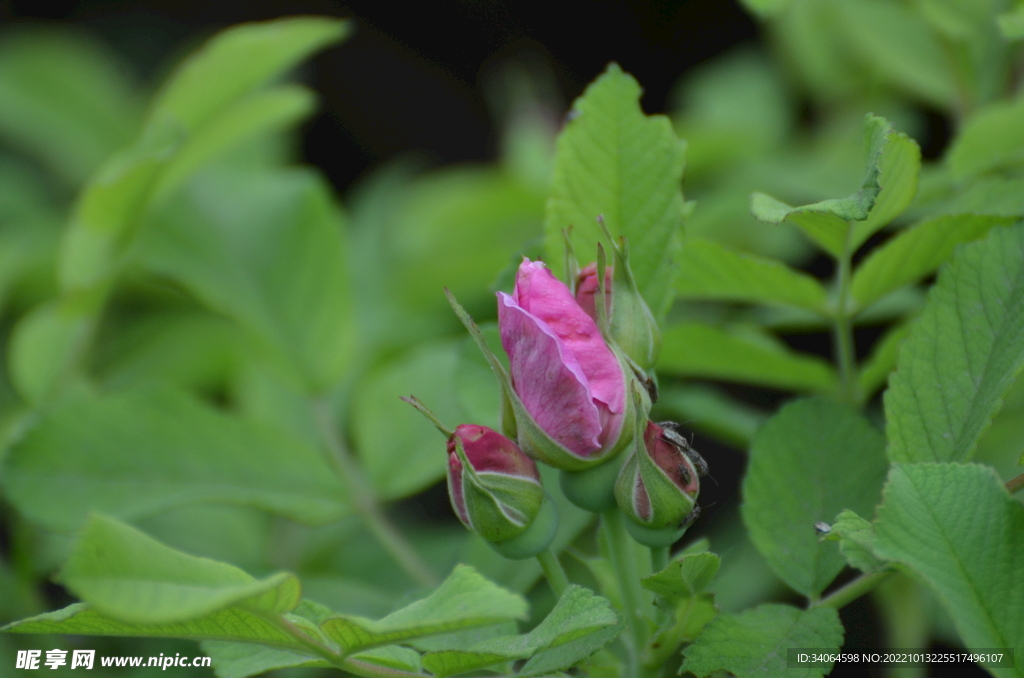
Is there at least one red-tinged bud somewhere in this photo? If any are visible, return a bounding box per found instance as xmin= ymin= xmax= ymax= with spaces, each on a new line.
xmin=615 ymin=419 xmax=703 ymax=547
xmin=447 ymin=425 xmax=554 ymax=555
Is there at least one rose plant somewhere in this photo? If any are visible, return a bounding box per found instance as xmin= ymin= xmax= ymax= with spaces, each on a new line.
xmin=1 ymin=5 xmax=1024 ymax=678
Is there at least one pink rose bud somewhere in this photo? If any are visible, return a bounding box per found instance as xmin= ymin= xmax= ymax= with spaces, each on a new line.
xmin=446 ymin=424 xmax=548 ymax=548
xmin=497 ymin=259 xmax=629 ymax=467
xmin=614 ymin=420 xmax=703 ymax=547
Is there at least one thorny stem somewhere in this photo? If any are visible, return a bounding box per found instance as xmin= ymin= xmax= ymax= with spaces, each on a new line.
xmin=537 ymin=548 xmax=570 ymax=597
xmin=810 ymin=569 xmax=895 ymax=611
xmin=312 ymin=398 xmax=439 ymax=588
xmin=833 ymin=233 xmax=860 ymax=405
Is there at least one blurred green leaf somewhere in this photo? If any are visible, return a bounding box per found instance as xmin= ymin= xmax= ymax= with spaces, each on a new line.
xmin=1 ymin=387 xmax=348 ymax=532
xmin=675 ymin=237 xmax=828 ymax=313
xmin=152 ymin=84 xmax=318 ymax=201
xmin=681 ymin=603 xmax=843 ymax=678
xmin=354 ymin=339 xmax=462 ymax=500
xmin=858 ymin=323 xmax=909 ymax=400
xmin=834 ymin=0 xmax=959 ymax=109
xmin=320 ymin=564 xmax=528 ymax=655
xmin=948 ymin=98 xmax=1024 ymax=179
xmin=7 ymin=297 xmax=94 ymax=406
xmin=926 ymin=176 xmax=1024 ymax=218
xmin=96 ymin=310 xmax=239 ymax=394
xmin=742 ymin=398 xmax=888 ymax=597
xmin=545 ymin=63 xmax=687 ymax=318
xmin=655 ymin=384 xmax=767 ymax=449
xmin=58 ymin=16 xmax=349 ymax=296
xmin=148 ymin=17 xmax=348 ymax=133
xmin=999 ymin=6 xmax=1024 ymax=37
xmin=886 ymin=223 xmax=1024 ymax=462
xmin=0 ymin=28 xmax=140 ymax=185
xmin=738 ymin=0 xmax=795 ymax=18
xmin=143 ymin=167 xmax=354 ymax=393
xmin=203 ymin=642 xmax=325 ymax=678
xmin=57 ymin=515 xmax=299 ymax=624
xmin=659 ymin=322 xmax=838 ymax=394
xmin=421 ymin=585 xmax=619 ymax=677
xmin=826 ymin=509 xmax=886 ymax=574
xmin=851 ymin=214 xmax=1011 ymax=310
xmin=874 ymin=464 xmax=1024 ymax=675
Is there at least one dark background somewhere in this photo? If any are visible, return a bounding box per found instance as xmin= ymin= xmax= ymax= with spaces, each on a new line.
xmin=0 ymin=0 xmax=759 ymax=193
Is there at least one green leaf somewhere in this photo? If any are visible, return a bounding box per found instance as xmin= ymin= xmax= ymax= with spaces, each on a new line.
xmin=948 ymin=98 xmax=1024 ymax=179
xmin=7 ymin=298 xmax=94 ymax=406
xmin=143 ymin=167 xmax=354 ymax=393
xmin=355 ymin=339 xmax=463 ymax=500
xmin=55 ymin=515 xmax=299 ymax=624
xmin=641 ymin=552 xmax=721 ymax=601
xmin=421 ymin=585 xmax=619 ymax=678
xmin=659 ymin=322 xmax=838 ymax=394
xmin=675 ymin=238 xmax=828 ymax=313
xmin=57 ymin=17 xmax=349 ymax=295
xmin=751 ymin=115 xmax=914 ymax=257
xmin=681 ymin=603 xmax=843 ymax=678
xmin=873 ymin=464 xmax=1024 ymax=676
xmin=0 ymin=387 xmax=347 ymax=532
xmin=1 ymin=603 xmax=300 ymax=647
xmin=886 ymin=223 xmax=1024 ymax=462
xmin=0 ymin=28 xmax=140 ymax=185
xmin=834 ymin=0 xmax=959 ymax=109
xmin=148 ymin=17 xmax=348 ymax=133
xmin=848 ymin=127 xmax=921 ymax=250
xmin=152 ymin=84 xmax=318 ymax=201
xmin=750 ymin=193 xmax=852 ymax=258
xmin=999 ymin=6 xmax=1024 ymax=38
xmin=320 ymin=565 xmax=527 ymax=655
xmin=742 ymin=398 xmax=888 ymax=597
xmin=858 ymin=323 xmax=909 ymax=400
xmin=655 ymin=384 xmax=768 ymax=449
xmin=826 ymin=509 xmax=887 ymax=573
xmin=929 ymin=176 xmax=1024 ymax=218
xmin=545 ymin=63 xmax=687 ymax=318
xmin=851 ymin=214 xmax=1011 ymax=310
xmin=203 ymin=642 xmax=326 ymax=678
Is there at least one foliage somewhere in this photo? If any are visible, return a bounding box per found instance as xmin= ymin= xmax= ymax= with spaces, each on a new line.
xmin=1 ymin=3 xmax=1023 ymax=678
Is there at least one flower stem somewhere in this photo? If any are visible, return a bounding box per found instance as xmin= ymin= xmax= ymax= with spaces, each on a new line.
xmin=602 ymin=510 xmax=649 ymax=676
xmin=1006 ymin=471 xmax=1024 ymax=494
xmin=833 ymin=234 xmax=860 ymax=405
xmin=537 ymin=548 xmax=570 ymax=597
xmin=810 ymin=569 xmax=894 ymax=610
xmin=312 ymin=398 xmax=438 ymax=587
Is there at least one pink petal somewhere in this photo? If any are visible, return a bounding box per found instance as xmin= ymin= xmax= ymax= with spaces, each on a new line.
xmin=513 ymin=260 xmax=624 ymax=417
xmin=498 ymin=292 xmax=603 ymax=455
xmin=452 ymin=425 xmax=539 ymax=481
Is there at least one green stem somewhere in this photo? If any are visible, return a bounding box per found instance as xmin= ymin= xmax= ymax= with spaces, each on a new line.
xmin=311 ymin=399 xmax=438 ymax=587
xmin=602 ymin=510 xmax=649 ymax=676
xmin=650 ymin=546 xmax=669 ymax=574
xmin=537 ymin=549 xmax=570 ymax=597
xmin=810 ymin=569 xmax=895 ymax=610
xmin=833 ymin=235 xmax=859 ymax=405
xmin=1006 ymin=471 xmax=1024 ymax=494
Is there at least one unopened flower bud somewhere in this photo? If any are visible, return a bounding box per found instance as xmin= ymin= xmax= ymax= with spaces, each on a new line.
xmin=447 ymin=424 xmax=545 ymax=544
xmin=576 ymin=232 xmax=661 ymax=370
xmin=614 ymin=420 xmax=702 ymax=547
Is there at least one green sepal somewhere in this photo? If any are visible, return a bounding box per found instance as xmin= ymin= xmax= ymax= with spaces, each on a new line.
xmin=489 ymin=492 xmax=559 ymax=560
xmin=597 ymin=219 xmax=661 ymax=370
xmin=623 ymin=520 xmax=688 ymax=549
xmin=452 ymin=434 xmax=544 ymax=544
xmin=614 ymin=383 xmax=698 ymax=532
